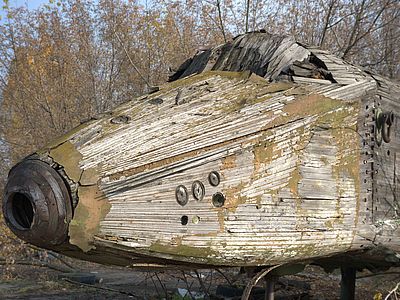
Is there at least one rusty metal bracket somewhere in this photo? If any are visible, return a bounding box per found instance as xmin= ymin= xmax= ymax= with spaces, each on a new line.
xmin=376 ymin=108 xmax=394 ymax=146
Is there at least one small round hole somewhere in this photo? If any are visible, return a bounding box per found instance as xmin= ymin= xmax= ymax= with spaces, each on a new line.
xmin=387 ymin=150 xmax=390 ymax=156
xmin=181 ymin=215 xmax=188 ymax=225
xmin=148 ymin=98 xmax=163 ymax=105
xmin=110 ymin=115 xmax=131 ymax=124
xmin=212 ymin=192 xmax=225 ymax=207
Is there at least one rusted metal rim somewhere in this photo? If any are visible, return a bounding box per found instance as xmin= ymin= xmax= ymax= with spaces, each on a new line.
xmin=3 ymin=158 xmax=72 ymax=248
xmin=382 ymin=111 xmax=394 ymax=143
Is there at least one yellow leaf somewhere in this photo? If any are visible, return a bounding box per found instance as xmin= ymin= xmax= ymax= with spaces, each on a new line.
xmin=28 ymin=55 xmax=34 ymax=65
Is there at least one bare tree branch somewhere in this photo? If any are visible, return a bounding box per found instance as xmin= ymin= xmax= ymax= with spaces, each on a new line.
xmin=216 ymin=0 xmax=227 ymax=42
xmin=319 ymin=0 xmax=338 ymax=46
xmin=385 ymin=281 xmax=400 ymax=300
xmin=245 ymin=0 xmax=250 ymax=32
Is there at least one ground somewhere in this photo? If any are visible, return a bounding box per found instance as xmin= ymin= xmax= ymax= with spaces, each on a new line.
xmin=1 ymin=260 xmax=399 ymax=299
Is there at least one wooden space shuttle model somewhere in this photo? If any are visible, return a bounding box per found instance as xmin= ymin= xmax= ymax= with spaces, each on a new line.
xmin=3 ymin=33 xmax=399 ymax=272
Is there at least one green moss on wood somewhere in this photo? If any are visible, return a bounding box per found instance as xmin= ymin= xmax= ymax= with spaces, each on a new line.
xmin=148 ymin=241 xmax=221 ymax=264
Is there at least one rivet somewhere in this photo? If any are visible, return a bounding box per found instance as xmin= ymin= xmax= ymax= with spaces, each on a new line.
xmin=176 ymin=185 xmax=188 ymax=206
xmin=208 ymin=171 xmax=220 ymax=187
xmin=192 ymin=181 xmax=205 ymax=201
xmin=212 ymin=192 xmax=225 ymax=207
xmin=192 ymin=216 xmax=200 ymax=224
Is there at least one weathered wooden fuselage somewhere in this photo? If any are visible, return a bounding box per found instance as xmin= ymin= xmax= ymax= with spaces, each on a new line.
xmin=3 ymin=33 xmax=399 ymax=270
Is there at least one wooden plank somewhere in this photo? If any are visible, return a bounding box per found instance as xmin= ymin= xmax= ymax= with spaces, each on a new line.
xmin=292 ymin=76 xmax=332 ymax=85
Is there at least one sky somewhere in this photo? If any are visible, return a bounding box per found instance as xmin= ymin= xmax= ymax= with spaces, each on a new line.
xmin=4 ymin=0 xmax=46 ymax=9
xmin=0 ymin=0 xmax=48 ymax=22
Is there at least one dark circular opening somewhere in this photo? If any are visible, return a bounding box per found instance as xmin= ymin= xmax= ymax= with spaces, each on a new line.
xmin=181 ymin=215 xmax=188 ymax=225
xmin=212 ymin=192 xmax=225 ymax=207
xmin=9 ymin=193 xmax=34 ymax=229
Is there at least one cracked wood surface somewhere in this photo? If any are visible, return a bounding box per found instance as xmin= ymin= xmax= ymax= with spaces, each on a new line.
xmin=33 ymin=32 xmax=399 ymax=268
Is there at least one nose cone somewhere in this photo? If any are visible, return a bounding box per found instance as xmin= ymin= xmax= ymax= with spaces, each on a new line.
xmin=3 ymin=159 xmax=72 ymax=248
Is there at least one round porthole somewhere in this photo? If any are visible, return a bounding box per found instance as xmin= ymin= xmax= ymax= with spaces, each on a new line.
xmin=192 ymin=181 xmax=205 ymax=201
xmin=208 ymin=171 xmax=220 ymax=187
xmin=176 ymin=185 xmax=189 ymax=206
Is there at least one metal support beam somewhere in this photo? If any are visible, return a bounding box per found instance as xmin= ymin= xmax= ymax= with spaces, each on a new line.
xmin=264 ymin=277 xmax=275 ymax=300
xmin=340 ymin=267 xmax=356 ymax=300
